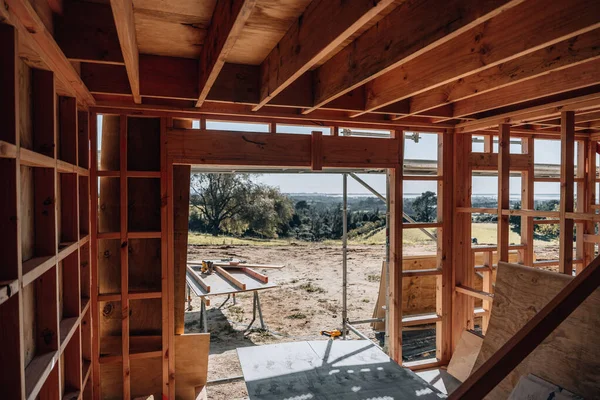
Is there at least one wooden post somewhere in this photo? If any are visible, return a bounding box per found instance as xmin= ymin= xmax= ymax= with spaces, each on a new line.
xmin=119 ymin=115 xmax=130 ymax=400
xmin=521 ymin=137 xmax=535 ymax=266
xmin=560 ymin=111 xmax=575 ymax=275
xmin=481 ymin=251 xmax=492 ymax=333
xmin=583 ymin=139 xmax=597 ymax=270
xmin=497 ymin=124 xmax=510 ymax=263
xmin=436 ymin=131 xmax=453 ymax=363
xmin=452 ymin=132 xmax=473 ymax=350
xmin=575 ymin=140 xmax=586 ymax=273
xmin=388 ymin=130 xmax=403 ymax=362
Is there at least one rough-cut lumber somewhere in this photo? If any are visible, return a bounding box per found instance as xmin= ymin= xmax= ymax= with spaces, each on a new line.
xmin=362 ymin=0 xmax=600 ymax=114
xmin=215 ymin=266 xmax=246 ymax=290
xmin=454 ymin=261 xmax=600 ymax=399
xmin=388 ymin=130 xmax=402 ymax=362
xmin=174 ymin=334 xmax=210 ymax=400
xmin=241 ymin=267 xmax=268 ymax=284
xmin=254 ymin=0 xmax=395 ymax=110
xmin=407 ymin=29 xmax=600 ymax=115
xmin=196 ymin=0 xmax=256 ymax=107
xmin=174 ymin=164 xmax=191 ymax=335
xmin=308 ymin=0 xmax=523 ymax=112
xmin=166 ymin=129 xmax=401 ymax=168
xmin=453 ymin=59 xmax=600 ymax=117
xmin=186 ymin=266 xmax=210 ymax=293
xmin=560 ymin=111 xmax=575 ymax=275
xmin=497 ymin=124 xmax=510 ymax=262
xmin=110 ymin=0 xmax=141 ymax=103
xmin=447 ymin=330 xmax=483 ymax=382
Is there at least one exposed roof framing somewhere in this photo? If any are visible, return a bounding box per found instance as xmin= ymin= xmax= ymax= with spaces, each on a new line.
xmin=110 ymin=0 xmax=141 ymax=103
xmin=196 ymin=0 xmax=257 ymax=107
xmin=4 ymin=0 xmax=599 ymax=133
xmin=252 ymin=0 xmax=396 ymax=111
xmin=304 ymin=0 xmax=525 ymax=114
xmin=356 ymin=0 xmax=600 ymax=117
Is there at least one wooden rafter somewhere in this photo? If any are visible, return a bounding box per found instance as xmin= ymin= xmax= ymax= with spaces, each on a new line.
xmin=358 ymin=0 xmax=600 ymax=116
xmin=109 ymin=0 xmax=141 ymax=103
xmin=252 ymin=0 xmax=395 ymax=111
xmin=452 ymin=59 xmax=600 ymax=118
xmin=303 ymin=0 xmax=524 ymax=114
xmin=196 ymin=0 xmax=257 ymax=107
xmin=405 ymin=29 xmax=600 ymax=116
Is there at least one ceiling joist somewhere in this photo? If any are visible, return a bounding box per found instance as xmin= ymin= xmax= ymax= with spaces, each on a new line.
xmin=303 ymin=0 xmax=524 ymax=114
xmin=196 ymin=0 xmax=257 ymax=107
xmin=358 ymin=0 xmax=600 ymax=116
xmin=110 ymin=0 xmax=141 ymax=103
xmin=253 ymin=0 xmax=396 ymax=111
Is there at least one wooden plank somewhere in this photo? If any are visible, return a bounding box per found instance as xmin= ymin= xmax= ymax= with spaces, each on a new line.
xmin=119 ymin=115 xmax=130 ymax=400
xmin=253 ymin=0 xmax=395 ymax=110
xmin=308 ymin=0 xmax=523 ymax=112
xmin=196 ymin=0 xmax=256 ymax=107
xmin=521 ymin=138 xmax=535 ymax=266
xmin=447 ymin=330 xmax=484 ymax=382
xmin=362 ymin=0 xmax=600 ymax=114
xmin=388 ymin=130 xmax=402 ymax=362
xmin=455 ymin=285 xmax=494 ymax=302
xmin=109 ymin=0 xmax=141 ymax=103
xmin=174 ymin=334 xmax=210 ymax=400
xmin=452 ymin=132 xmax=473 ymax=351
xmin=560 ymin=111 xmax=575 ymax=275
xmin=437 ymin=131 xmax=453 ymax=363
xmin=214 ymin=266 xmax=246 ymax=290
xmin=453 ymin=260 xmax=600 ymax=399
xmin=409 ymin=29 xmax=600 ymax=115
xmin=470 ymin=152 xmax=532 ymax=171
xmin=186 ymin=266 xmax=210 ymax=293
xmin=173 ymin=164 xmax=191 ymax=335
xmin=497 ymin=124 xmax=510 ymax=262
xmin=453 ymin=59 xmax=600 ymax=118
xmin=310 ymin=131 xmax=322 ymax=171
xmin=164 ymin=118 xmax=175 ymax=398
xmin=241 ymin=267 xmax=268 ymax=284
xmin=89 ymin=111 xmax=100 ymax=399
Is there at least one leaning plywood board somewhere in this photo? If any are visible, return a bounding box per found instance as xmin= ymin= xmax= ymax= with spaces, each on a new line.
xmin=175 ymin=333 xmax=210 ymax=400
xmin=473 ymin=262 xmax=600 ymax=399
xmin=447 ymin=330 xmax=483 ymax=382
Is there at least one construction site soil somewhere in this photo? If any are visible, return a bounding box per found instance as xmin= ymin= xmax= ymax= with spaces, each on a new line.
xmin=185 ymin=242 xmax=560 ymax=399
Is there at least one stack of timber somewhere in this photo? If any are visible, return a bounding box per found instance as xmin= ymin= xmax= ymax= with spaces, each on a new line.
xmin=473 ymin=262 xmax=600 ymax=399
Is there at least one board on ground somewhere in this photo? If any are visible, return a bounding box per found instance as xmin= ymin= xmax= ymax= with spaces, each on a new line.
xmin=237 ymin=340 xmax=445 ymax=399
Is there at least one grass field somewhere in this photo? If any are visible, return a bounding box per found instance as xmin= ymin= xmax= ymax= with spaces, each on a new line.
xmin=188 ymin=223 xmax=552 ymax=247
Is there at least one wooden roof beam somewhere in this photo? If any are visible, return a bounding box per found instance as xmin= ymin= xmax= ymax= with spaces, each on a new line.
xmin=357 ymin=0 xmax=600 ymax=116
xmin=196 ymin=0 xmax=257 ymax=107
xmin=407 ymin=29 xmax=600 ymax=117
xmin=3 ymin=0 xmax=95 ymax=106
xmin=303 ymin=0 xmax=524 ymax=114
xmin=110 ymin=0 xmax=141 ymax=103
xmin=253 ymin=0 xmax=396 ymax=111
xmin=452 ymin=59 xmax=600 ymax=118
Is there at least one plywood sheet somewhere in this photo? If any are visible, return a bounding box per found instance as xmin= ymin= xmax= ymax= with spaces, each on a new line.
xmin=227 ymin=0 xmax=312 ymax=65
xmin=474 ymin=262 xmax=600 ymax=399
xmin=237 ymin=340 xmax=444 ymax=399
xmin=174 ymin=333 xmax=210 ymax=400
xmin=447 ymin=330 xmax=483 ymax=382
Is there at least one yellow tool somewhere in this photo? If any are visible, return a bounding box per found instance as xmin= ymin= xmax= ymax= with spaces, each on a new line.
xmin=320 ymin=329 xmax=342 ymax=338
xmin=201 ymin=260 xmax=214 ymax=274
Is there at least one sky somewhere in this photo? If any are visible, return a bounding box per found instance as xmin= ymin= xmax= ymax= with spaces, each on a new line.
xmin=97 ymin=116 xmax=576 ymax=198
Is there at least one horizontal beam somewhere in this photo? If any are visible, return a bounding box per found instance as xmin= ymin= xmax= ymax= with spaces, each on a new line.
xmin=362 ymin=0 xmax=600 ymax=114
xmin=254 ymin=0 xmax=395 ymax=110
xmin=307 ymin=0 xmax=523 ymax=112
xmin=408 ymin=29 xmax=600 ymax=116
xmin=167 ymin=129 xmax=400 ymax=168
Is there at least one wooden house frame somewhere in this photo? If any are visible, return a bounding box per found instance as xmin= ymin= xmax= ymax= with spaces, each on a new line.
xmin=1 ymin=0 xmax=599 ymax=398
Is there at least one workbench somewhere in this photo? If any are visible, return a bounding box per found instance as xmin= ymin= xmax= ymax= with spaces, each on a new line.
xmin=237 ymin=340 xmax=446 ymax=399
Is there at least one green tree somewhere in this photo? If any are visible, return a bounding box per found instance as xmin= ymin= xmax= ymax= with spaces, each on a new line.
xmin=412 ymin=191 xmax=437 ymax=222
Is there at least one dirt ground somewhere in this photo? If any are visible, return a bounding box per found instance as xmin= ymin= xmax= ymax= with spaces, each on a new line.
xmin=185 ymin=242 xmax=388 ymax=400
xmin=184 ymin=241 xmax=560 ymax=399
